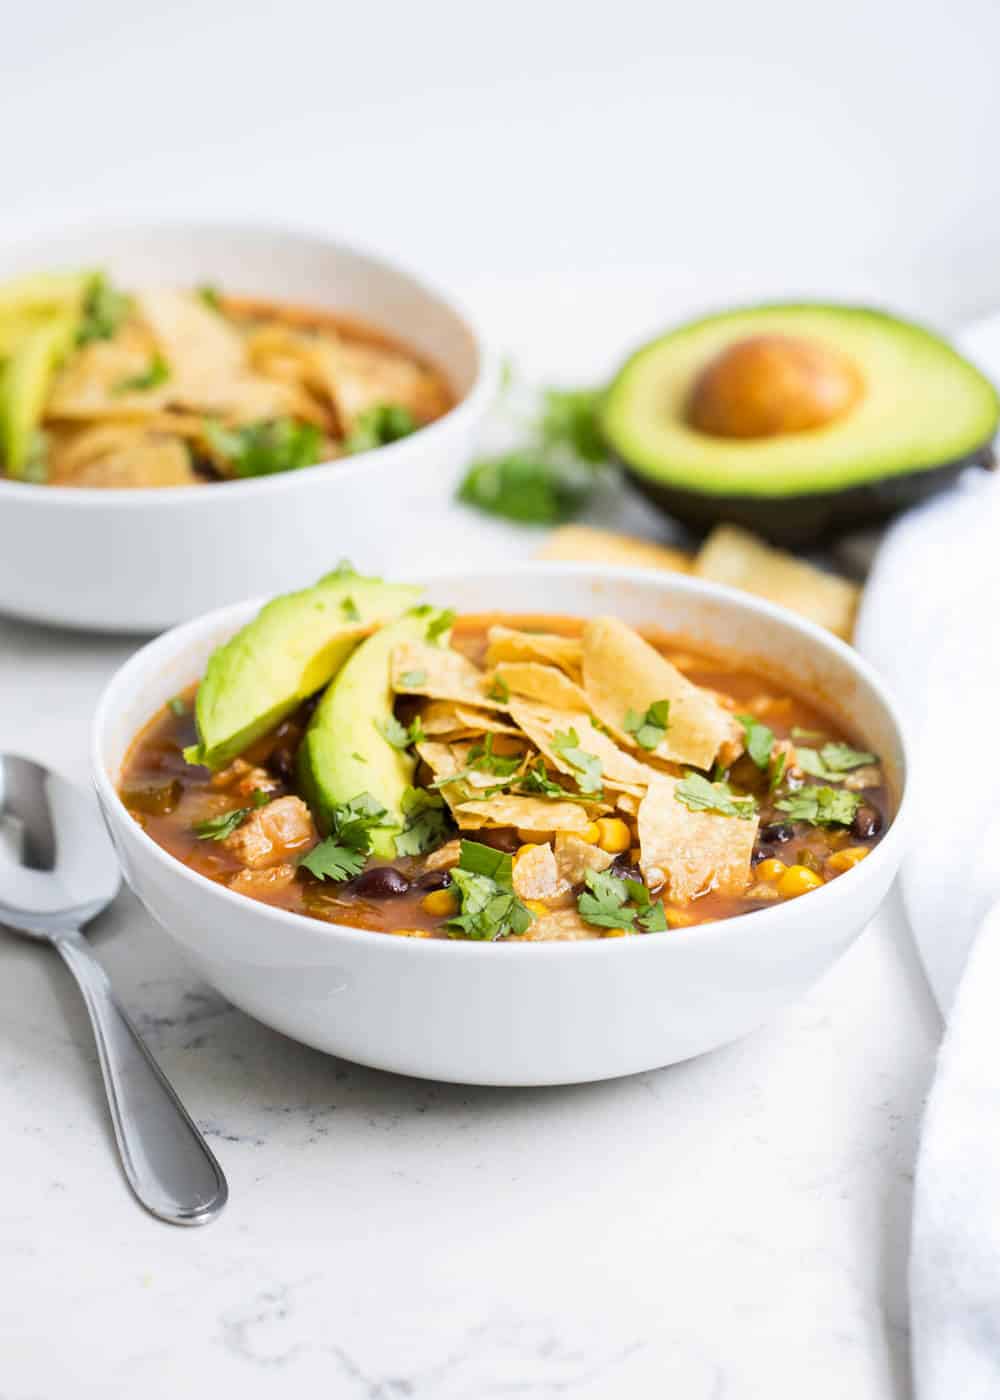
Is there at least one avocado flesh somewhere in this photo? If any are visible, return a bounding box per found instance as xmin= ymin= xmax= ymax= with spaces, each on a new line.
xmin=0 ymin=270 xmax=95 ymax=319
xmin=186 ymin=573 xmax=422 ymax=771
xmin=298 ymin=610 xmax=445 ymax=858
xmin=0 ymin=313 xmax=79 ymax=477
xmin=602 ymin=304 xmax=999 ymax=544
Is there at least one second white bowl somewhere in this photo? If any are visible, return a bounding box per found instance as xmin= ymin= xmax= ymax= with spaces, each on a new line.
xmin=0 ymin=222 xmax=494 ymax=633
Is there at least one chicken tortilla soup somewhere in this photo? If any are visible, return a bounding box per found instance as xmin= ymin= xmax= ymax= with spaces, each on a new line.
xmin=119 ymin=567 xmax=889 ymax=941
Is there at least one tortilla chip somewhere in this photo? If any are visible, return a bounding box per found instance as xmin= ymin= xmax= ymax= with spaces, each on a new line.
xmin=392 ymin=641 xmax=505 ymax=710
xmin=51 ymin=432 xmax=198 ymax=488
xmin=511 ymin=907 xmax=601 ymax=942
xmin=485 ymin=626 xmax=583 ymax=679
xmin=47 ymin=324 xmax=171 ymax=419
xmin=508 ymin=698 xmax=661 ymax=792
xmin=494 ymin=661 xmax=588 ymax=711
xmin=540 ymin=525 xmax=692 ymax=574
xmin=512 ymin=842 xmax=571 ymax=904
xmin=454 ymin=795 xmax=590 ymax=833
xmin=416 ymin=700 xmax=467 ymax=736
xmin=694 ymin=525 xmax=860 ymax=641
xmin=637 ymin=775 xmax=757 ymax=904
xmin=136 ymin=288 xmax=245 ymax=381
xmin=553 ymin=832 xmax=614 ymax=884
xmin=615 ymin=792 xmax=641 ymax=817
xmin=422 ymin=839 xmax=462 ymax=872
xmin=452 ymin=705 xmax=521 ymax=736
xmin=582 ymin=617 xmax=735 ymax=770
xmin=311 ymin=339 xmax=450 ymax=433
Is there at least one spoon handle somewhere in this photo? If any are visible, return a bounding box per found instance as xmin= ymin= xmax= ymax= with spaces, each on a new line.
xmin=55 ymin=929 xmax=228 ymax=1226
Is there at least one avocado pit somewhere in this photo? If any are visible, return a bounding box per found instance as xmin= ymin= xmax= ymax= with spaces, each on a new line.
xmin=686 ymin=333 xmax=864 ymax=440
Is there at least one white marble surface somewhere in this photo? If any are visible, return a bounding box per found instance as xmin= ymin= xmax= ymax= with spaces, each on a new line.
xmin=0 ymin=525 xmax=940 ymax=1398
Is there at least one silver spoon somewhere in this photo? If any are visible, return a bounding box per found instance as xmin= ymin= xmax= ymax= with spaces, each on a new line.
xmin=0 ymin=754 xmax=228 ymax=1226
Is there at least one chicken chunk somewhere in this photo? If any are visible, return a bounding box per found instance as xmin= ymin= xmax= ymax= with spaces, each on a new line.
xmin=223 ymin=795 xmax=315 ymax=869
xmin=228 ymin=864 xmax=297 ymax=898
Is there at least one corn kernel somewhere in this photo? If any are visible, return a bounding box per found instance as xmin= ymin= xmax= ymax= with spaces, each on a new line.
xmin=580 ymin=822 xmax=602 ymax=845
xmin=392 ymin=927 xmax=432 ymax=938
xmin=421 ymin=887 xmax=459 ymax=918
xmin=629 ymin=846 xmax=642 ymax=862
xmin=826 ymin=845 xmax=870 ymax=874
xmin=756 ymin=858 xmax=788 ymax=882
xmin=603 ymin=927 xmax=630 ymax=938
xmin=596 ymin=817 xmax=631 ymax=853
xmin=524 ymin=899 xmax=550 ymax=917
xmin=777 ymin=864 xmax=824 ymax=899
xmin=664 ymin=907 xmax=698 ymax=929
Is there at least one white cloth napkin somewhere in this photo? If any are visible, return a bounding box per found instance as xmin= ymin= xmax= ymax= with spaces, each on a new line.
xmin=856 ymin=465 xmax=1000 ymax=1398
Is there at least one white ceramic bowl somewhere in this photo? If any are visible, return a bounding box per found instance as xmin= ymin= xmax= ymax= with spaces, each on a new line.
xmin=92 ymin=564 xmax=910 ymax=1086
xmin=0 ymin=222 xmax=494 ymax=633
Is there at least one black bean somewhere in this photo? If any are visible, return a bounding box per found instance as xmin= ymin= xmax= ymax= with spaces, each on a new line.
xmin=476 ymin=827 xmax=521 ymax=853
xmin=351 ymin=866 xmax=410 ymax=898
xmin=760 ymin=822 xmax=794 ymax=844
xmin=609 ymin=856 xmax=643 ymax=884
xmin=415 ymin=870 xmax=452 ymax=892
xmin=851 ymin=803 xmax=882 ymax=840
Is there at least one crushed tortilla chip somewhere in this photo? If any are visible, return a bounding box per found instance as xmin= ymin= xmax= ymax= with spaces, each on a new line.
xmin=485 ymin=626 xmax=583 ymax=680
xmin=512 ymin=842 xmax=571 ymax=904
xmin=510 ymin=907 xmax=601 ymax=941
xmin=553 ymin=832 xmax=614 ymax=884
xmin=392 ymin=641 xmax=505 ymax=710
xmin=422 ymin=839 xmax=462 ymax=872
xmin=507 ymin=699 xmax=658 ymax=790
xmin=454 ymin=795 xmax=590 ymax=833
xmin=637 ymin=774 xmax=758 ymax=904
xmin=494 ymin=661 xmax=588 ymax=711
xmin=582 ymin=617 xmax=736 ymax=770
xmin=694 ymin=525 xmax=859 ymax=641
xmin=539 ymin=524 xmax=693 ymax=574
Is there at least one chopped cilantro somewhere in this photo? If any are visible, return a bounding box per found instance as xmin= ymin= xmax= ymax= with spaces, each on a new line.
xmin=344 ymin=403 xmax=418 ymax=454
xmin=197 ymin=284 xmax=222 ymax=311
xmin=768 ymin=749 xmax=787 ymax=794
xmin=488 ymin=675 xmax=511 ymax=703
xmin=540 ymin=387 xmax=606 ymax=463
xmin=674 ymin=772 xmax=757 ymax=819
xmin=399 ymin=669 xmax=427 ymax=688
xmin=251 ymin=788 xmax=270 ymax=808
xmin=430 ymin=733 xmax=522 ymax=791
xmin=790 ymin=726 xmax=825 ymax=743
xmin=518 ymin=760 xmax=586 ymax=802
xmin=113 ymin=351 xmax=170 ymax=395
xmin=167 ymin=695 xmax=188 ymax=717
xmin=796 ymin=742 xmax=877 ymax=780
xmin=394 ymin=787 xmax=453 ymax=856
xmin=351 ymin=751 xmax=367 ymax=763
xmin=375 ymin=713 xmax=426 ymax=750
xmin=456 ymin=450 xmax=594 ymax=526
xmin=325 ymin=792 xmax=390 ymax=853
xmin=737 ymin=714 xmax=775 ymax=770
xmin=193 ymin=806 xmax=252 ymax=840
xmin=552 ymin=728 xmax=603 ymax=794
xmin=446 ymin=840 xmax=532 ymax=940
xmin=76 ymin=274 xmax=131 ymax=345
xmin=577 ymin=869 xmax=667 ymax=933
xmin=341 ymin=596 xmax=361 ymax=622
xmin=204 ymin=418 xmax=321 ymax=478
xmin=426 ymin=609 xmax=455 ymax=645
xmin=624 ymin=699 xmax=671 ymax=751
xmin=776 ymin=786 xmax=861 ymax=827
xmin=298 ymin=839 xmax=366 ymax=882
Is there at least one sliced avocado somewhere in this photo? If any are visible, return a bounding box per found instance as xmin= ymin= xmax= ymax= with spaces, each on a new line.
xmin=0 ymin=269 xmax=95 ymax=319
xmin=298 ymin=608 xmax=447 ymax=857
xmin=601 ymin=304 xmax=1000 ymax=545
xmin=0 ymin=313 xmax=79 ymax=477
xmin=185 ymin=570 xmax=422 ymax=771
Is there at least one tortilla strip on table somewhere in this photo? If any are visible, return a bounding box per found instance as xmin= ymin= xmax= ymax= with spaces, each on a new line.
xmin=582 ymin=617 xmax=737 ymax=770
xmin=637 ymin=774 xmax=758 ymax=904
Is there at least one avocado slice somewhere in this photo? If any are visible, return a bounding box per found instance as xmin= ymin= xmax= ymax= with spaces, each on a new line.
xmin=0 ymin=269 xmax=95 ymax=320
xmin=185 ymin=570 xmax=422 ymax=771
xmin=0 ymin=313 xmax=79 ymax=477
xmin=602 ymin=304 xmax=1000 ymax=545
xmin=298 ymin=608 xmax=447 ymax=857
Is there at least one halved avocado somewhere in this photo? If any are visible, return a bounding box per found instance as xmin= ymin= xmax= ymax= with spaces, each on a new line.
xmin=185 ymin=569 xmax=422 ymax=771
xmin=298 ymin=608 xmax=448 ymax=856
xmin=601 ymin=304 xmax=999 ymax=545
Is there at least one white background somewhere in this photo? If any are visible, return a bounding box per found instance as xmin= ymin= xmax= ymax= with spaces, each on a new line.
xmin=1 ymin=3 xmax=991 ymax=1396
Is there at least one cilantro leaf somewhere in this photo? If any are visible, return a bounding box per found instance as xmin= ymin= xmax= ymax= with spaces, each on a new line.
xmin=768 ymin=749 xmax=787 ymax=794
xmin=776 ymin=786 xmax=861 ymax=827
xmin=394 ymin=787 xmax=453 ymax=856
xmin=193 ymin=806 xmax=251 ymax=840
xmin=638 ymin=900 xmax=668 ymax=932
xmin=325 ymin=791 xmax=390 ymax=853
xmin=426 ymin=609 xmax=455 ymax=645
xmin=488 ymin=675 xmax=511 ymax=703
xmin=76 ymin=274 xmax=131 ymax=346
xmin=674 ymin=772 xmax=757 ymax=819
xmin=817 ymin=742 xmax=877 ymax=773
xmin=375 ymin=714 xmax=426 ymax=750
xmin=113 ymin=351 xmax=170 ymax=395
xmin=445 ymin=840 xmax=532 ymax=940
xmin=552 ymin=727 xmax=603 ymax=794
xmin=341 ymin=595 xmax=361 ymax=622
xmin=457 ymin=450 xmax=594 ymax=526
xmin=168 ymin=695 xmax=188 ymax=717
xmin=517 ymin=760 xmax=589 ymax=803
xmin=456 ymin=839 xmax=514 ymax=884
xmin=399 ymin=669 xmax=427 ymax=687
xmin=344 ymin=403 xmax=418 ymax=454
xmin=736 ymin=714 xmax=775 ymax=770
xmin=298 ymin=839 xmax=366 ymax=882
xmin=577 ymin=869 xmax=634 ymax=929
xmin=467 ymin=733 xmax=521 ymax=776
xmin=197 ymin=284 xmax=222 ymax=311
xmin=204 ymin=418 xmax=321 ymax=478
xmin=624 ymin=699 xmax=671 ymax=751
xmin=540 ymin=387 xmax=606 ymax=463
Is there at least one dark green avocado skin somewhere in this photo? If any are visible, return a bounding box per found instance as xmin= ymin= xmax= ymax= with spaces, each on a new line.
xmin=621 ymin=444 xmax=995 ymax=547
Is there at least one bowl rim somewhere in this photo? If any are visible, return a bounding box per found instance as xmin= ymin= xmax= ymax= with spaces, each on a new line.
xmin=91 ymin=561 xmax=911 ymax=959
xmin=0 ymin=216 xmax=497 ymax=507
